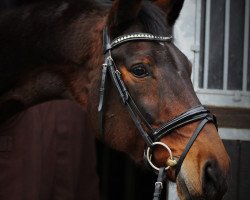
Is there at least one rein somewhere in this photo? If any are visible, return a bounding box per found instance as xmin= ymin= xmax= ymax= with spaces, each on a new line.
xmin=98 ymin=27 xmax=217 ymax=200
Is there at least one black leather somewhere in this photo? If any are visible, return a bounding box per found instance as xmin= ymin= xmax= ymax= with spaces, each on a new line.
xmin=153 ymin=167 xmax=166 ymax=200
xmin=98 ymin=63 xmax=108 ymax=138
xmin=175 ymin=117 xmax=211 ymax=177
xmin=153 ymin=106 xmax=215 ymax=141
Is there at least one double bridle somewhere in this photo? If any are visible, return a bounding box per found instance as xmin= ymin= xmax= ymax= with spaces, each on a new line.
xmin=98 ymin=27 xmax=217 ymax=200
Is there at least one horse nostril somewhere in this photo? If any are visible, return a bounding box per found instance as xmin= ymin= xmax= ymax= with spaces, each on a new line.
xmin=203 ymin=161 xmax=228 ymax=199
xmin=206 ymin=164 xmax=217 ymax=185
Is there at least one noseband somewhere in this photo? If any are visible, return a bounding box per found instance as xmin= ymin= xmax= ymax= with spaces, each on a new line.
xmin=98 ymin=27 xmax=217 ymax=199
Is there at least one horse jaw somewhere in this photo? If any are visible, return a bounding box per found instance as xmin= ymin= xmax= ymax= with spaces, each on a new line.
xmin=154 ymin=123 xmax=230 ymax=200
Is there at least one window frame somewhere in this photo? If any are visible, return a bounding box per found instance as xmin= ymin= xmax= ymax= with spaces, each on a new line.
xmin=175 ymin=0 xmax=250 ymax=109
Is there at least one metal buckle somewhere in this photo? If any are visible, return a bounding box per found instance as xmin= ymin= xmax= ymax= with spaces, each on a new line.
xmin=155 ymin=181 xmax=163 ymax=189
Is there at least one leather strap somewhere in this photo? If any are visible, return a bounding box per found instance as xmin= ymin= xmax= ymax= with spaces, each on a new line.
xmin=105 ymin=33 xmax=172 ymax=53
xmin=98 ymin=27 xmax=112 ymax=138
xmin=175 ymin=117 xmax=211 ymax=177
xmin=126 ymin=99 xmax=154 ymax=146
xmin=98 ymin=63 xmax=108 ymax=138
xmin=106 ymin=56 xmax=154 ymax=146
xmin=153 ymin=106 xmax=213 ymax=141
xmin=153 ymin=167 xmax=166 ymax=200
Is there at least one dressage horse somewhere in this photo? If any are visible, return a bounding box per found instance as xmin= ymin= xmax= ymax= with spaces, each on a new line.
xmin=0 ymin=0 xmax=230 ymax=199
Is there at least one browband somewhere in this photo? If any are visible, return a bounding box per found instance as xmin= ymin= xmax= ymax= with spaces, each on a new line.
xmin=104 ymin=31 xmax=172 ymax=53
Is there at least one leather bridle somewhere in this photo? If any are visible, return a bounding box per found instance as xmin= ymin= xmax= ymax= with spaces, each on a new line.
xmin=98 ymin=27 xmax=217 ymax=199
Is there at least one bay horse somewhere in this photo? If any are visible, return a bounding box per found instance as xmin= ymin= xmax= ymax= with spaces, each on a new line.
xmin=0 ymin=0 xmax=230 ymax=199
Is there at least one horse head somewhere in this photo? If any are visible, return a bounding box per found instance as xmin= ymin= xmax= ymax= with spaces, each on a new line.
xmin=0 ymin=0 xmax=230 ymax=199
xmin=87 ymin=0 xmax=230 ymax=199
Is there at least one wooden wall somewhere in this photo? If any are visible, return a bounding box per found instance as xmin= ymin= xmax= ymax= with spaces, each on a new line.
xmin=223 ymin=140 xmax=250 ymax=200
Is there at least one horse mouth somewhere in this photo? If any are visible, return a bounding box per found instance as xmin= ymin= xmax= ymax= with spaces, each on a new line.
xmin=176 ymin=176 xmax=194 ymax=200
xmin=176 ymin=175 xmax=211 ymax=200
xmin=176 ymin=174 xmax=226 ymax=200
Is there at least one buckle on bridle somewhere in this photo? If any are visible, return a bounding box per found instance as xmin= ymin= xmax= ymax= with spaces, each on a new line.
xmin=155 ymin=181 xmax=163 ymax=189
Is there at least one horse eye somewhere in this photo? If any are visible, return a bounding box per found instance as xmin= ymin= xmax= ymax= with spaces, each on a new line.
xmin=130 ymin=64 xmax=149 ymax=78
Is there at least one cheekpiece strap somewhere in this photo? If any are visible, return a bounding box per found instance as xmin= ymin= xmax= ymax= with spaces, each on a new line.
xmin=153 ymin=167 xmax=166 ymax=200
xmin=103 ymin=27 xmax=111 ymax=53
xmin=98 ymin=27 xmax=111 ymax=138
xmin=104 ymin=33 xmax=172 ymax=53
xmin=174 ymin=117 xmax=210 ymax=177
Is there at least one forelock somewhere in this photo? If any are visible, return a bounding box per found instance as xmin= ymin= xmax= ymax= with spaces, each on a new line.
xmin=138 ymin=1 xmax=171 ymax=36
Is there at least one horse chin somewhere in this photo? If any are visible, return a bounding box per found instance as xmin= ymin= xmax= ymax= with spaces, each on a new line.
xmin=176 ymin=174 xmax=196 ymax=200
xmin=176 ymin=173 xmax=225 ymax=200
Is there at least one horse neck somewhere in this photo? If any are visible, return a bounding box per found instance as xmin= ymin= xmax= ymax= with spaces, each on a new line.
xmin=0 ymin=3 xmax=107 ymax=123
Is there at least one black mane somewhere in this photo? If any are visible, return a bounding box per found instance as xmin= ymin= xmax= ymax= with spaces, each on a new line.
xmin=107 ymin=1 xmax=171 ymax=39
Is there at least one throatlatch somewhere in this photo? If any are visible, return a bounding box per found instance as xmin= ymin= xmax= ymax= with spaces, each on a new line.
xmin=98 ymin=27 xmax=218 ymax=199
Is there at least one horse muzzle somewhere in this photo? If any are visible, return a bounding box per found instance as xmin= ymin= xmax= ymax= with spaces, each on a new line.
xmin=176 ymin=159 xmax=229 ymax=200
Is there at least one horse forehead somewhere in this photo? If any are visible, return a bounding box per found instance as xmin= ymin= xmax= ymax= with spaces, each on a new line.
xmin=154 ymin=43 xmax=191 ymax=74
xmin=120 ymin=41 xmax=168 ymax=58
xmin=115 ymin=41 xmax=188 ymax=71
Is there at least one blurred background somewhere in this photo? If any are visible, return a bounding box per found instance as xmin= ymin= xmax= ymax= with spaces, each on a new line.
xmin=0 ymin=0 xmax=249 ymax=199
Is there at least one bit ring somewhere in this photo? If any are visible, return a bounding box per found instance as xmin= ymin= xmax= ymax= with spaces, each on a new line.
xmin=146 ymin=142 xmax=175 ymax=171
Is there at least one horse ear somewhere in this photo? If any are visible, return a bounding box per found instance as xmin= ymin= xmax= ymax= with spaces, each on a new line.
xmin=107 ymin=0 xmax=143 ymax=37
xmin=152 ymin=0 xmax=185 ymax=26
